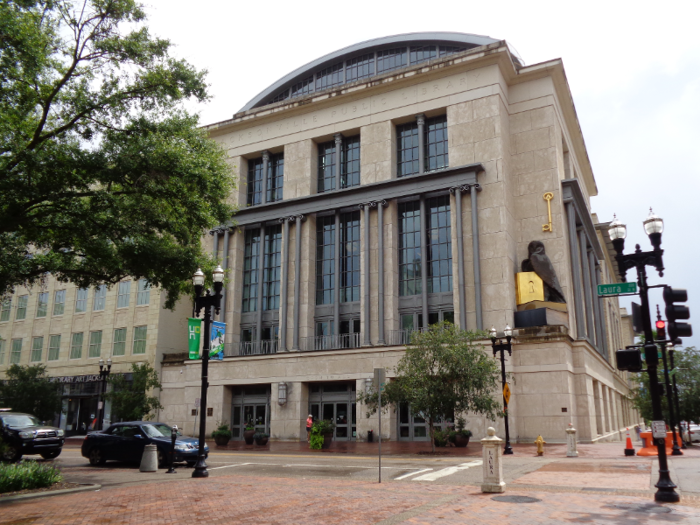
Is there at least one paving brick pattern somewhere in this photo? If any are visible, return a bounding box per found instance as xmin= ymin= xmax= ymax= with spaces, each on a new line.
xmin=2 ymin=475 xmax=699 ymax=525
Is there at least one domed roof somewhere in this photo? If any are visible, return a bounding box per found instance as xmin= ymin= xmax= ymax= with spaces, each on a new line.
xmin=239 ymin=32 xmax=502 ymax=112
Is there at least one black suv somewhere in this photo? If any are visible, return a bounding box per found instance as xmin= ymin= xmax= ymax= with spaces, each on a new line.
xmin=0 ymin=411 xmax=65 ymax=462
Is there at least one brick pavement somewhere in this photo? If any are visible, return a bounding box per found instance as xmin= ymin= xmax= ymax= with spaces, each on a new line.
xmin=1 ymin=474 xmax=699 ymax=524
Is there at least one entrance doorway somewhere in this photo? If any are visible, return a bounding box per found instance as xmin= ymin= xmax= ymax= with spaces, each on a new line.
xmin=231 ymin=385 xmax=270 ymax=440
xmin=398 ymin=402 xmax=453 ymax=441
xmin=309 ymin=382 xmax=356 ymax=440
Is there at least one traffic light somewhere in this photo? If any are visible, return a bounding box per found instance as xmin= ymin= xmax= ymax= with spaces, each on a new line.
xmin=616 ymin=347 xmax=643 ymax=371
xmin=655 ymin=319 xmax=666 ymax=340
xmin=664 ymin=287 xmax=692 ymax=340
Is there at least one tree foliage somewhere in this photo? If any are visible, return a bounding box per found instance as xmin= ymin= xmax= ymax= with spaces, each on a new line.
xmin=0 ymin=364 xmax=62 ymax=421
xmin=0 ymin=0 xmax=235 ymax=307
xmin=358 ymin=323 xmax=501 ymax=452
xmin=104 ymin=362 xmax=162 ymax=421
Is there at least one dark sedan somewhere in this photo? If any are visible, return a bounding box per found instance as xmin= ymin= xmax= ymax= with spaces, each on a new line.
xmin=0 ymin=412 xmax=65 ymax=462
xmin=81 ymin=422 xmax=208 ymax=467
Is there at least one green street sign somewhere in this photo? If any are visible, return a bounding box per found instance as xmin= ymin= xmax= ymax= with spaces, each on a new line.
xmin=597 ymin=282 xmax=637 ymax=296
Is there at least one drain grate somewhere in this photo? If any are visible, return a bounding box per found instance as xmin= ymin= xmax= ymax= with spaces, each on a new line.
xmin=612 ymin=503 xmax=672 ymax=514
xmin=492 ymin=495 xmax=541 ymax=504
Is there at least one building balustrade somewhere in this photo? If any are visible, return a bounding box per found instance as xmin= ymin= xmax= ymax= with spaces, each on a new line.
xmin=300 ymin=333 xmax=362 ymax=352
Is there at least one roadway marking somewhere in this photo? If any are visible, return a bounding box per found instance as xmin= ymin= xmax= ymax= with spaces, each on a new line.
xmin=208 ymin=462 xmax=252 ymax=470
xmin=412 ymin=460 xmax=482 ymax=481
xmin=395 ymin=468 xmax=433 ymax=480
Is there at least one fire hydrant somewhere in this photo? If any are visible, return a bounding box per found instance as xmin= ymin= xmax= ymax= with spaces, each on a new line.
xmin=534 ymin=435 xmax=546 ymax=456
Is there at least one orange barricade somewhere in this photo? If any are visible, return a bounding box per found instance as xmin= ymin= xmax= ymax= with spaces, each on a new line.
xmin=637 ymin=431 xmax=674 ymax=456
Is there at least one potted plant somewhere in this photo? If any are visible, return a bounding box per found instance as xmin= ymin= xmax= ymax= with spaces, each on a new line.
xmin=254 ymin=431 xmax=269 ymax=446
xmin=449 ymin=417 xmax=472 ymax=448
xmin=212 ymin=422 xmax=233 ymax=447
xmin=309 ymin=419 xmax=335 ymax=450
xmin=243 ymin=420 xmax=256 ymax=445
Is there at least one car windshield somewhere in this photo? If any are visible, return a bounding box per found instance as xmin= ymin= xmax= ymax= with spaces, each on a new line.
xmin=141 ymin=424 xmax=180 ymax=438
xmin=2 ymin=415 xmax=41 ymax=428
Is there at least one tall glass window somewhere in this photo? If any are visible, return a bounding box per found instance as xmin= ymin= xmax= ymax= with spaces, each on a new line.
xmin=0 ymin=299 xmax=10 ymax=322
xmin=117 ymin=281 xmax=131 ymax=308
xmin=267 ymin=153 xmax=284 ymax=203
xmin=75 ymin=288 xmax=88 ymax=313
xmin=132 ymin=326 xmax=147 ymax=354
xmin=397 ymin=122 xmax=419 ymax=177
xmin=376 ymin=48 xmax=407 ymax=74
xmin=399 ymin=201 xmax=422 ymax=296
xmin=48 ymin=335 xmax=61 ymax=361
xmin=410 ymin=45 xmax=437 ymax=64
xmin=137 ymin=279 xmax=150 ymax=305
xmin=427 ymin=196 xmax=452 ymax=293
xmin=290 ymin=75 xmax=313 ymax=98
xmin=425 ymin=116 xmax=449 ymax=172
xmin=316 ymin=215 xmax=335 ymax=305
xmin=242 ymin=229 xmax=260 ymax=313
xmin=11 ymin=339 xmax=22 ymax=364
xmin=345 ymin=53 xmax=374 ymax=82
xmin=340 ymin=212 xmax=361 ymax=302
xmin=316 ymin=62 xmax=344 ymax=90
xmin=342 ymin=136 xmax=361 ymax=189
xmin=262 ymin=225 xmax=282 ymax=311
xmin=70 ymin=332 xmax=83 ymax=359
xmin=16 ymin=295 xmax=28 ymax=320
xmin=93 ymin=285 xmax=106 ymax=311
xmin=53 ymin=290 xmax=66 ymax=315
xmin=0 ymin=339 xmax=5 ymax=365
xmin=247 ymin=158 xmax=264 ymax=206
xmin=317 ymin=141 xmax=336 ymax=193
xmin=30 ymin=336 xmax=43 ymax=362
xmin=89 ymin=331 xmax=102 ymax=358
xmin=36 ymin=292 xmax=48 ymax=318
xmin=113 ymin=328 xmax=127 ymax=356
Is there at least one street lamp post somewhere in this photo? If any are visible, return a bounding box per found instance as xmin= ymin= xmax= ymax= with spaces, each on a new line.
xmin=97 ymin=358 xmax=111 ymax=431
xmin=668 ymin=344 xmax=687 ymax=450
xmin=191 ymin=266 xmax=224 ymax=479
xmin=608 ymin=210 xmax=679 ymax=503
xmin=489 ymin=325 xmax=513 ymax=455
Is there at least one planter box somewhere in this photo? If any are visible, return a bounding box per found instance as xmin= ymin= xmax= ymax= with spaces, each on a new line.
xmin=243 ymin=430 xmax=255 ymax=445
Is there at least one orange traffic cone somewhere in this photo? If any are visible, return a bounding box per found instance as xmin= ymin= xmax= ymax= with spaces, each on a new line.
xmin=624 ymin=427 xmax=635 ymax=456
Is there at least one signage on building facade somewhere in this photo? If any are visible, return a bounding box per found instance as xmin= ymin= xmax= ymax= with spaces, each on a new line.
xmin=597 ymin=283 xmax=637 ymax=296
xmin=49 ymin=373 xmax=125 ymax=384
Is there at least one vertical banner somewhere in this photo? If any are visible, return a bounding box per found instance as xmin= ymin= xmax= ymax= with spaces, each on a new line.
xmin=188 ymin=318 xmax=202 ymax=360
xmin=210 ymin=321 xmax=226 ymax=360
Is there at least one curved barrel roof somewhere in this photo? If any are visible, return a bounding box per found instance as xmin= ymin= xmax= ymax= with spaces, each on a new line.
xmin=239 ymin=32 xmax=502 ymax=112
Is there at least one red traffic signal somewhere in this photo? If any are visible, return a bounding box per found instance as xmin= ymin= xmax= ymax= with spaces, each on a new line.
xmin=656 ymin=319 xmax=666 ymax=340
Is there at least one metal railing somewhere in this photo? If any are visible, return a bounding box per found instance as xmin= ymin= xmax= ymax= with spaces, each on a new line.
xmin=387 ymin=328 xmax=427 ymax=346
xmin=301 ymin=332 xmax=362 ymax=352
xmin=224 ymin=340 xmax=279 ymax=357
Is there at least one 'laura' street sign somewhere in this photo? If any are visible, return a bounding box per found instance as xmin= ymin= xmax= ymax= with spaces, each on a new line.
xmin=597 ymin=283 xmax=637 ymax=296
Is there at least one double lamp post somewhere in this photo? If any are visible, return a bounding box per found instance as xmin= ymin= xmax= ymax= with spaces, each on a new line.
xmin=191 ymin=265 xmax=224 ymax=479
xmin=489 ymin=325 xmax=514 ymax=455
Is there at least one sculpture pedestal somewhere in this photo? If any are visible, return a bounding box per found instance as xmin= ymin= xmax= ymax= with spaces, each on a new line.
xmin=566 ymin=424 xmax=578 ymax=457
xmin=481 ymin=427 xmax=506 ymax=493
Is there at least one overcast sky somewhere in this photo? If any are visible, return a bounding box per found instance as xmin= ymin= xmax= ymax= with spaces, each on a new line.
xmin=144 ymin=0 xmax=700 ymax=348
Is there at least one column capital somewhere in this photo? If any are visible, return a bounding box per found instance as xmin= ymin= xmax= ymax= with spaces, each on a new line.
xmin=415 ymin=113 xmax=426 ymax=126
xmin=209 ymin=226 xmax=229 ymax=235
xmin=450 ymin=183 xmax=482 ymax=194
xmin=334 ymin=133 xmax=343 ymax=145
xmin=262 ymin=150 xmax=270 ymax=162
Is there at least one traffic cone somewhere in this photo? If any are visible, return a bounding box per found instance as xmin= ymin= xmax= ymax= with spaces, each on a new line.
xmin=624 ymin=427 xmax=635 ymax=456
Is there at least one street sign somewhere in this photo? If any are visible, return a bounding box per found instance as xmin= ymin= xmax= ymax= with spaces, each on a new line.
xmin=194 ymin=398 xmax=200 ymax=408
xmin=503 ymin=383 xmax=511 ymax=405
xmin=373 ymin=368 xmax=386 ymax=391
xmin=651 ymin=420 xmax=667 ymax=439
xmin=597 ymin=283 xmax=637 ymax=296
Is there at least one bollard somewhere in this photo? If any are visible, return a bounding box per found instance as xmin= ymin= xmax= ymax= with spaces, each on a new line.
xmin=481 ymin=427 xmax=506 ymax=493
xmin=566 ymin=424 xmax=578 ymax=457
xmin=534 ymin=435 xmax=546 ymax=456
xmin=166 ymin=425 xmax=178 ymax=474
xmin=140 ymin=444 xmax=158 ymax=472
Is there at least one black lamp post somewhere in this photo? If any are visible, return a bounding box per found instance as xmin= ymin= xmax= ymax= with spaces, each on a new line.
xmin=97 ymin=358 xmax=111 ymax=431
xmin=668 ymin=344 xmax=687 ymax=450
xmin=489 ymin=325 xmax=513 ymax=455
xmin=608 ymin=209 xmax=679 ymax=503
xmin=191 ymin=265 xmax=224 ymax=479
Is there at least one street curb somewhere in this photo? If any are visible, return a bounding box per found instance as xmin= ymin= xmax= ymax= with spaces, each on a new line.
xmin=0 ymin=483 xmax=101 ymax=504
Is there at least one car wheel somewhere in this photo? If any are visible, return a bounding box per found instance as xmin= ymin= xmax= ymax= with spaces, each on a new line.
xmin=1 ymin=445 xmax=22 ymax=463
xmin=40 ymin=450 xmax=62 ymax=460
xmin=88 ymin=448 xmax=106 ymax=466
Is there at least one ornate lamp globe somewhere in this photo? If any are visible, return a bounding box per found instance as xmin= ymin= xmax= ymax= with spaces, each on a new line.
xmin=212 ymin=265 xmax=225 ymax=283
xmin=643 ymin=208 xmax=664 ymax=235
xmin=192 ymin=268 xmax=205 ymax=287
xmin=489 ymin=326 xmax=498 ymax=339
xmin=504 ymin=325 xmax=513 ymax=338
xmin=608 ymin=214 xmax=627 ymax=241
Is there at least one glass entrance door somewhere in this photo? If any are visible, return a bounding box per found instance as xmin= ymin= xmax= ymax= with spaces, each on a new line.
xmin=319 ymin=402 xmax=356 ymax=440
xmin=232 ymin=404 xmax=268 ymax=438
xmin=398 ymin=402 xmax=429 ymax=441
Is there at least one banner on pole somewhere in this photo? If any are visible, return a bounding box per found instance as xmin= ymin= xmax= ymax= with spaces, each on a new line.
xmin=210 ymin=321 xmax=226 ymax=360
xmin=188 ymin=318 xmax=202 ymax=360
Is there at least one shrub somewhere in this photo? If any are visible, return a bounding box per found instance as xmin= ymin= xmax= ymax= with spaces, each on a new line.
xmin=211 ymin=422 xmax=232 ymax=439
xmin=0 ymin=462 xmax=63 ymax=493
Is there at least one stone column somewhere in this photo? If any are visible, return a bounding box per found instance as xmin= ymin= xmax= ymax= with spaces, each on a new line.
xmin=377 ymin=201 xmax=387 ymax=345
xmin=334 ymin=210 xmax=340 ymax=337
xmin=579 ymin=232 xmax=594 ymax=342
xmin=416 ymin=114 xmax=425 ymax=174
xmin=211 ymin=231 xmax=219 ymax=320
xmin=481 ymin=427 xmax=505 ymax=493
xmin=469 ymin=185 xmax=483 ymax=330
xmin=221 ymin=228 xmax=230 ymax=325
xmin=256 ymin=223 xmax=266 ymax=345
xmin=419 ymin=196 xmax=428 ymax=327
xmin=452 ymin=187 xmax=467 ymax=330
xmin=566 ymin=203 xmax=585 ymax=339
xmin=279 ymin=217 xmax=290 ymax=351
xmin=261 ymin=150 xmax=270 ymax=204
xmin=292 ymin=215 xmax=303 ymax=351
xmin=334 ymin=133 xmax=343 ymax=190
xmin=566 ymin=423 xmax=578 ymax=457
xmin=363 ymin=203 xmax=371 ymax=346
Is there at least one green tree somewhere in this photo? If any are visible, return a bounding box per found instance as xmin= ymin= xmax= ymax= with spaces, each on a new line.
xmin=0 ymin=364 xmax=62 ymax=421
xmin=0 ymin=0 xmax=235 ymax=307
xmin=358 ymin=323 xmax=501 ymax=452
xmin=105 ymin=362 xmax=162 ymax=421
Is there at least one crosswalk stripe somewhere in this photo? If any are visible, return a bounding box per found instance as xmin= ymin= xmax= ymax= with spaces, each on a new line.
xmin=412 ymin=460 xmax=482 ymax=481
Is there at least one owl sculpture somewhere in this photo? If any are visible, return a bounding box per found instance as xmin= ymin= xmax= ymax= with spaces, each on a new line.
xmin=521 ymin=241 xmax=566 ymax=303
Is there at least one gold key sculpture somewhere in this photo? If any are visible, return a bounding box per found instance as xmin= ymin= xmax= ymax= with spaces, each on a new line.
xmin=542 ymin=192 xmax=554 ymax=232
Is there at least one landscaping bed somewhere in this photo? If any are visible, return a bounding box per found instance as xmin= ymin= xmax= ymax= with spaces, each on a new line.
xmin=0 ymin=461 xmax=64 ymax=496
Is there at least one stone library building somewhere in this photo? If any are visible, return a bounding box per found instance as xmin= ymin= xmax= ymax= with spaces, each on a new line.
xmin=0 ymin=32 xmax=640 ymax=443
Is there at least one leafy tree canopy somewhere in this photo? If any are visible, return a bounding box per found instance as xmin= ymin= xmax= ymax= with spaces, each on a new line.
xmin=358 ymin=323 xmax=501 ymax=451
xmin=0 ymin=0 xmax=235 ymax=307
xmin=105 ymin=362 xmax=162 ymax=421
xmin=0 ymin=364 xmax=62 ymax=421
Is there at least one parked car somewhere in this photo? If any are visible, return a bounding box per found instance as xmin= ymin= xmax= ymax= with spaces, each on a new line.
xmin=81 ymin=421 xmax=209 ymax=467
xmin=0 ymin=411 xmax=65 ymax=462
xmin=687 ymin=424 xmax=700 ymax=443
